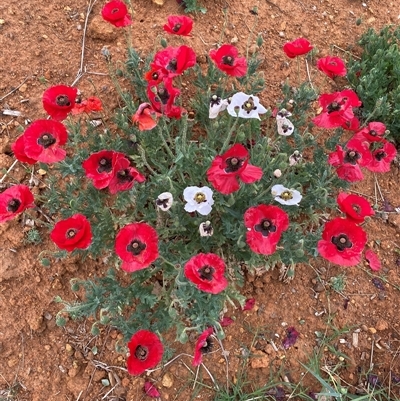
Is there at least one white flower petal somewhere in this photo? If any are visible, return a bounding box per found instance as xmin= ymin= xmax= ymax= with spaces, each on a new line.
xmin=199 ymin=221 xmax=213 ymax=237
xmin=227 ymin=92 xmax=267 ymax=120
xmin=277 ymin=117 xmax=294 ymax=136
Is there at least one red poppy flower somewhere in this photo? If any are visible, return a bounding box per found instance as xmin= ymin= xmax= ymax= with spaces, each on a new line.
xmin=209 ymin=44 xmax=248 ymax=77
xmin=132 ymin=103 xmax=162 ymax=131
xmin=184 ymin=253 xmax=228 ymax=294
xmin=147 ymin=77 xmax=181 ymax=117
xmin=151 ymin=46 xmax=196 ymax=78
xmin=317 ymin=217 xmax=367 ymax=266
xmin=0 ymin=185 xmax=35 ymax=223
xmin=244 ymin=205 xmax=289 ymax=255
xmin=283 ymin=38 xmax=313 ymax=58
xmin=126 ymin=330 xmax=163 ymax=375
xmin=337 ymin=193 xmax=374 ymax=223
xmin=115 ymin=222 xmax=159 ymax=272
xmin=42 ymin=85 xmax=78 ymax=121
xmin=50 ymin=214 xmax=93 ymax=251
xmin=108 ymin=157 xmax=146 ymax=195
xmin=71 ymin=97 xmax=103 ymax=115
xmin=11 ymin=135 xmax=36 ymax=165
xmin=317 ymin=56 xmax=347 ymax=79
xmin=163 ymin=15 xmax=193 ymax=36
xmin=220 ymin=317 xmax=234 ymax=327
xmin=353 ymin=122 xmax=386 ymax=143
xmin=328 ymin=144 xmax=367 ymax=182
xmin=144 ymin=67 xmax=166 ymax=84
xmin=101 ymin=0 xmax=132 ymax=27
xmin=207 ymin=144 xmax=263 ymax=194
xmin=365 ymin=140 xmax=397 ymax=173
xmin=193 ymin=327 xmax=214 ymax=366
xmin=23 ymin=119 xmax=68 ymax=163
xmin=82 ymin=150 xmax=126 ymax=189
xmin=312 ymin=90 xmax=361 ymax=130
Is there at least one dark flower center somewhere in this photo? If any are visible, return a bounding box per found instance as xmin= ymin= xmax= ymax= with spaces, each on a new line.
xmin=210 ymin=94 xmax=221 ymax=107
xmin=117 ymin=169 xmax=134 ymax=183
xmin=111 ymin=8 xmax=119 ymax=14
xmin=225 ymin=157 xmax=244 ymax=173
xmin=344 ymin=150 xmax=360 ymax=165
xmin=167 ymin=58 xmax=178 ymax=72
xmin=201 ymin=221 xmax=213 ymax=235
xmin=134 ymin=345 xmax=148 ymax=361
xmin=66 ymin=229 xmax=77 ymax=239
xmin=97 ymin=157 xmax=112 ymax=173
xmin=156 ymin=88 xmax=170 ymax=105
xmin=172 ymin=23 xmax=182 ymax=32
xmin=156 ymin=198 xmax=169 ymax=208
xmin=198 ymin=265 xmax=215 ymax=281
xmin=327 ymin=101 xmax=341 ymax=113
xmin=127 ymin=239 xmax=146 ymax=256
xmin=7 ymin=198 xmax=21 ymax=213
xmin=331 ymin=234 xmax=353 ymax=251
xmin=56 ymin=94 xmax=71 ymax=107
xmin=152 ymin=72 xmax=159 ymax=80
xmin=281 ymin=123 xmax=292 ymax=133
xmin=351 ymin=203 xmax=361 ymax=215
xmin=241 ymin=97 xmax=257 ymax=114
xmin=37 ymin=133 xmax=56 ymax=148
xmin=369 ymin=129 xmax=377 ymax=137
xmin=279 ymin=190 xmax=293 ymax=201
xmin=200 ymin=336 xmax=213 ymax=354
xmin=222 ymin=55 xmax=234 ymax=66
xmin=254 ymin=219 xmax=277 ymax=237
xmin=194 ymin=192 xmax=206 ymax=203
xmin=375 ymin=150 xmax=386 ymax=161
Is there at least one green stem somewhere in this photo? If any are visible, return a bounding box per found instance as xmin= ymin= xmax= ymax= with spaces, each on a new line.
xmin=157 ymin=124 xmax=175 ymax=160
xmin=221 ymin=118 xmax=239 ymax=152
xmin=138 ymin=145 xmax=157 ymax=176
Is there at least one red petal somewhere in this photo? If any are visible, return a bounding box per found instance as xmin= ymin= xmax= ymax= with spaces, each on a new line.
xmin=365 ymin=249 xmax=381 ymax=272
xmin=220 ymin=317 xmax=234 ymax=327
xmin=144 ymin=381 xmax=161 ymax=398
xmin=242 ymin=298 xmax=255 ymax=311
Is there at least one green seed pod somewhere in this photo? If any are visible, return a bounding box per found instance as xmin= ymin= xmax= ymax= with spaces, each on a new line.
xmin=160 ymin=38 xmax=168 ymax=48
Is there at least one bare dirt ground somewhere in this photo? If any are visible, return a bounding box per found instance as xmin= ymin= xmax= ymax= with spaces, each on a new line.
xmin=0 ymin=0 xmax=399 ymax=400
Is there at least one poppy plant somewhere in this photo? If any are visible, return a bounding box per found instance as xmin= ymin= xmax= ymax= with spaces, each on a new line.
xmin=132 ymin=103 xmax=162 ymax=131
xmin=227 ymin=92 xmax=267 ymax=120
xmin=209 ymin=95 xmax=229 ymax=119
xmin=283 ymin=37 xmax=313 ymax=58
xmin=101 ymin=0 xmax=132 ymax=27
xmin=193 ymin=327 xmax=214 ymax=366
xmin=244 ymin=204 xmax=289 ymax=255
xmin=151 ymin=46 xmax=196 ymax=78
xmin=337 ymin=193 xmax=374 ymax=223
xmin=108 ymin=157 xmax=146 ymax=194
xmin=209 ymin=44 xmax=247 ymax=77
xmin=147 ymin=77 xmax=181 ymax=117
xmin=317 ymin=56 xmax=347 ymax=79
xmin=207 ymin=143 xmax=263 ymax=194
xmin=353 ymin=122 xmax=386 ymax=143
xmin=23 ymin=119 xmax=68 ymax=163
xmin=271 ymin=184 xmax=302 ymax=206
xmin=0 ymin=185 xmax=35 ymax=223
xmin=156 ymin=192 xmax=174 ymax=212
xmin=163 ymin=15 xmax=193 ymax=36
xmin=184 ymin=253 xmax=228 ymax=294
xmin=11 ymin=135 xmax=37 ymax=165
xmin=50 ymin=214 xmax=93 ymax=251
xmin=71 ymin=96 xmax=103 ymax=115
xmin=312 ymin=89 xmax=361 ymax=130
xmin=126 ymin=330 xmax=163 ymax=375
xmin=317 ymin=217 xmax=367 ymax=266
xmin=183 ymin=186 xmax=214 ymax=216
xmin=365 ymin=140 xmax=397 ymax=173
xmin=82 ymin=150 xmax=126 ymax=189
xmin=199 ymin=221 xmax=214 ymax=237
xmin=42 ymin=85 xmax=78 ymax=121
xmin=115 ymin=222 xmax=159 ymax=272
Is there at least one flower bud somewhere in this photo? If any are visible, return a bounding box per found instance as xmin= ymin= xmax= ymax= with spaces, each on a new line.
xmin=273 ymin=169 xmax=282 ymax=178
xmin=160 ymin=38 xmax=168 ymax=48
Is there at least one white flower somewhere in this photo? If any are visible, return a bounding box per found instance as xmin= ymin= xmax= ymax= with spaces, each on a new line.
xmin=209 ymin=95 xmax=229 ymax=119
xmin=183 ymin=186 xmax=214 ymax=216
xmin=289 ymin=150 xmax=302 ymax=166
xmin=271 ymin=184 xmax=302 ymax=206
xmin=276 ymin=108 xmax=292 ymax=119
xmin=227 ymin=92 xmax=267 ymax=120
xmin=156 ymin=192 xmax=173 ymax=211
xmin=199 ymin=221 xmax=214 ymax=237
xmin=273 ymin=169 xmax=282 ymax=178
xmin=276 ymin=117 xmax=294 ymax=136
